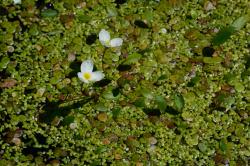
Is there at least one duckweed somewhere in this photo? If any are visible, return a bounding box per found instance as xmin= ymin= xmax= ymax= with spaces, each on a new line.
xmin=0 ymin=0 xmax=249 ymax=165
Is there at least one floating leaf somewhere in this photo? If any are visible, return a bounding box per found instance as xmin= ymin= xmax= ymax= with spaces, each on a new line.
xmin=77 ymin=14 xmax=91 ymax=23
xmin=134 ymin=97 xmax=145 ymax=108
xmin=123 ymin=53 xmax=142 ymax=65
xmin=212 ymin=16 xmax=248 ymax=46
xmin=158 ymin=75 xmax=167 ymax=80
xmin=232 ymin=16 xmax=248 ymax=31
xmin=41 ymin=9 xmax=58 ymax=17
xmin=174 ymin=94 xmax=184 ymax=110
xmin=212 ymin=26 xmax=235 ymax=46
xmin=103 ymin=88 xmax=120 ymax=100
xmin=203 ymin=57 xmax=223 ymax=64
xmin=112 ymin=107 xmax=121 ymax=119
xmin=61 ymin=116 xmax=75 ymax=126
xmin=0 ymin=57 xmax=10 ymax=70
xmin=219 ymin=140 xmax=227 ymax=152
xmin=95 ymin=103 xmax=108 ymax=112
xmin=187 ymin=76 xmax=200 ymax=87
xmin=155 ymin=95 xmax=167 ymax=111
xmin=198 ymin=142 xmax=207 ymax=153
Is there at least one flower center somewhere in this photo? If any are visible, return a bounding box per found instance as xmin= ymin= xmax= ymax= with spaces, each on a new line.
xmin=105 ymin=40 xmax=111 ymax=46
xmin=83 ymin=72 xmax=91 ymax=80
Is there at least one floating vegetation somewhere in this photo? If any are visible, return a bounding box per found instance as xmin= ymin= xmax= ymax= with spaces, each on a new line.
xmin=0 ymin=0 xmax=249 ymax=165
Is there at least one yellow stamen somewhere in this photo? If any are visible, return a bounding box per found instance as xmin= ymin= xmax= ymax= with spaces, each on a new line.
xmin=83 ymin=72 xmax=91 ymax=80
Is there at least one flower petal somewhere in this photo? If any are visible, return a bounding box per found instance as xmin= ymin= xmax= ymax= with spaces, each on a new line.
xmin=81 ymin=60 xmax=93 ymax=73
xmin=13 ymin=0 xmax=21 ymax=4
xmin=90 ymin=71 xmax=105 ymax=82
xmin=77 ymin=72 xmax=89 ymax=83
xmin=99 ymin=29 xmax=110 ymax=46
xmin=110 ymin=38 xmax=123 ymax=47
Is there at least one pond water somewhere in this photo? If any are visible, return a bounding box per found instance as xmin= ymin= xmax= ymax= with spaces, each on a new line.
xmin=0 ymin=0 xmax=249 ymax=165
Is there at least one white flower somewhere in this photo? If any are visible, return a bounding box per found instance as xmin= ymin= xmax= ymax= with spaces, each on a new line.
xmin=13 ymin=0 xmax=21 ymax=4
xmin=77 ymin=60 xmax=104 ymax=83
xmin=99 ymin=29 xmax=123 ymax=47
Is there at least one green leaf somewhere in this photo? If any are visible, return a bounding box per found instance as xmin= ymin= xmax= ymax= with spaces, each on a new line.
xmin=41 ymin=9 xmax=58 ymax=17
xmin=203 ymin=57 xmax=223 ymax=64
xmin=78 ymin=14 xmax=91 ymax=23
xmin=155 ymin=95 xmax=167 ymax=111
xmin=134 ymin=98 xmax=145 ymax=108
xmin=187 ymin=76 xmax=200 ymax=87
xmin=198 ymin=143 xmax=207 ymax=153
xmin=112 ymin=107 xmax=121 ymax=119
xmin=232 ymin=16 xmax=248 ymax=31
xmin=219 ymin=140 xmax=227 ymax=152
xmin=0 ymin=56 xmax=10 ymax=70
xmin=212 ymin=26 xmax=236 ymax=46
xmin=123 ymin=53 xmax=142 ymax=65
xmin=174 ymin=94 xmax=184 ymax=110
xmin=61 ymin=116 xmax=75 ymax=126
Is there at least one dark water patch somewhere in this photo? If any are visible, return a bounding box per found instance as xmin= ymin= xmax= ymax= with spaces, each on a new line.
xmin=202 ymin=46 xmax=215 ymax=57
xmin=165 ymin=106 xmax=180 ymax=115
xmin=174 ymin=128 xmax=181 ymax=135
xmin=39 ymin=98 xmax=91 ymax=124
xmin=112 ymin=87 xmax=120 ymax=97
xmin=114 ymin=0 xmax=127 ymax=5
xmin=36 ymin=0 xmax=45 ymax=9
xmin=0 ymin=70 xmax=10 ymax=80
xmin=67 ymin=61 xmax=81 ymax=78
xmin=209 ymin=103 xmax=226 ymax=112
xmin=0 ymin=6 xmax=8 ymax=16
xmin=114 ymin=0 xmax=127 ymax=8
xmin=245 ymin=56 xmax=250 ymax=69
xmin=34 ymin=133 xmax=47 ymax=145
xmin=134 ymin=20 xmax=149 ymax=28
xmin=93 ymin=79 xmax=111 ymax=87
xmin=24 ymin=87 xmax=35 ymax=95
xmin=86 ymin=34 xmax=97 ymax=45
xmin=22 ymin=144 xmax=48 ymax=156
xmin=186 ymin=15 xmax=192 ymax=19
xmin=117 ymin=64 xmax=131 ymax=71
xmin=143 ymin=108 xmax=161 ymax=116
xmin=46 ymin=3 xmax=54 ymax=9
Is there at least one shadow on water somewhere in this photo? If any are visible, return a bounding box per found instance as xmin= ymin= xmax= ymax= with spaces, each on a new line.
xmin=134 ymin=20 xmax=149 ymax=29
xmin=86 ymin=34 xmax=97 ymax=45
xmin=39 ymin=97 xmax=91 ymax=124
xmin=93 ymin=79 xmax=111 ymax=87
xmin=67 ymin=61 xmax=81 ymax=78
xmin=143 ymin=106 xmax=180 ymax=116
xmin=114 ymin=0 xmax=127 ymax=8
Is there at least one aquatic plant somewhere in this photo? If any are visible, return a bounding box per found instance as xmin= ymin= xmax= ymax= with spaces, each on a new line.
xmin=77 ymin=60 xmax=104 ymax=83
xmin=99 ymin=29 xmax=123 ymax=47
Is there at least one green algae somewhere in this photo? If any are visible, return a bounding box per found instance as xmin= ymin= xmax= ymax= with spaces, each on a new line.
xmin=0 ymin=0 xmax=249 ymax=165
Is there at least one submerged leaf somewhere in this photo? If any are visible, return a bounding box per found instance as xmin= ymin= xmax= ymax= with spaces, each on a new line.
xmin=232 ymin=16 xmax=248 ymax=31
xmin=219 ymin=140 xmax=227 ymax=152
xmin=155 ymin=95 xmax=167 ymax=111
xmin=0 ymin=57 xmax=10 ymax=70
xmin=174 ymin=94 xmax=184 ymax=110
xmin=41 ymin=9 xmax=58 ymax=17
xmin=212 ymin=26 xmax=235 ymax=46
xmin=123 ymin=53 xmax=142 ymax=65
xmin=212 ymin=15 xmax=248 ymax=46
